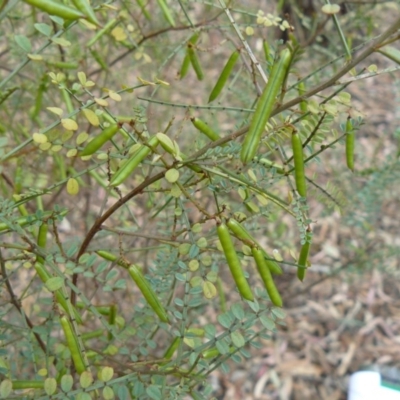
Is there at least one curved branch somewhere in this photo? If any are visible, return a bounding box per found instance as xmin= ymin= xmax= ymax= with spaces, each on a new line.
xmin=71 ymin=170 xmax=166 ymax=304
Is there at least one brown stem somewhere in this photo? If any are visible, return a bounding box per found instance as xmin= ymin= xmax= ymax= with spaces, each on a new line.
xmin=88 ymin=13 xmax=223 ymax=77
xmin=71 ymin=170 xmax=166 ymax=304
xmin=0 ymin=248 xmax=48 ymax=355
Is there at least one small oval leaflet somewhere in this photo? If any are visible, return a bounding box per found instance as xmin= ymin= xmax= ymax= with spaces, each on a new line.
xmin=61 ymin=374 xmax=73 ymax=392
xmin=82 ymin=109 xmax=100 ymax=126
xmin=79 ymin=371 xmax=93 ymax=389
xmin=321 ymin=4 xmax=341 ymax=14
xmin=203 ymin=281 xmax=217 ymax=299
xmin=165 ymin=168 xmax=179 ymax=183
xmin=45 ymin=277 xmax=64 ymax=292
xmin=44 ymin=378 xmax=57 ymax=396
xmin=61 ymin=118 xmax=78 ymax=131
xmin=230 ymin=331 xmax=245 ymax=347
xmin=67 ymin=178 xmax=79 ymax=195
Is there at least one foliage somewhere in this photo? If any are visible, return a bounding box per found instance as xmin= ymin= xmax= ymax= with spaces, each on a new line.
xmin=0 ymin=0 xmax=399 ymax=398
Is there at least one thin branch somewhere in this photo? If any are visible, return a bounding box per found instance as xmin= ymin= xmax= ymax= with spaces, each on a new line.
xmin=72 ymin=170 xmax=166 ymax=304
xmin=0 ymin=248 xmax=48 ymax=354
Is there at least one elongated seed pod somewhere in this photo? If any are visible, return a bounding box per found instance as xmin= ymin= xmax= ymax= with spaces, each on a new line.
xmin=108 ymin=304 xmax=117 ymax=340
xmin=190 ymin=117 xmax=223 ymax=143
xmin=226 ymin=218 xmax=283 ymax=275
xmin=217 ymin=222 xmax=254 ymax=301
xmin=180 ymin=33 xmax=199 ymax=79
xmin=298 ymin=81 xmax=308 ymax=113
xmin=187 ymin=43 xmax=204 ymax=81
xmin=263 ymin=40 xmax=273 ymax=64
xmin=34 ymin=263 xmax=83 ymax=324
xmin=136 ymin=0 xmax=151 ymax=20
xmin=254 ymin=157 xmax=285 ymax=174
xmin=81 ymin=329 xmax=104 ymax=341
xmin=251 ymin=247 xmax=282 ymax=307
xmin=12 ymin=381 xmax=45 ymax=389
xmin=297 ymin=229 xmax=312 ymax=281
xmin=96 ymin=250 xmax=118 ymax=262
xmin=110 ymin=136 xmax=159 ymax=186
xmin=208 ymin=49 xmax=240 ymax=103
xmin=180 ymin=55 xmax=190 ymax=79
xmin=241 ymin=48 xmax=291 ymax=163
xmin=31 ymin=74 xmax=48 ymax=120
xmin=163 ymin=337 xmax=181 ymax=360
xmin=156 ymin=0 xmax=175 ymax=27
xmin=80 ymin=123 xmax=121 ymax=156
xmin=46 ymin=61 xmax=78 ymax=69
xmin=71 ymin=0 xmax=100 ymax=26
xmin=76 ymin=301 xmax=111 ymax=315
xmin=0 ymin=87 xmax=18 ymax=106
xmin=60 ymin=316 xmax=86 ymax=374
xmin=291 ymin=130 xmax=307 ymax=197
xmin=345 ymin=117 xmax=354 ymax=171
xmin=90 ymin=49 xmax=108 ymax=71
xmin=23 ymin=0 xmax=85 ymax=20
xmin=96 ymin=250 xmax=169 ymax=322
xmin=36 ymin=222 xmax=48 ymax=264
xmin=86 ymin=18 xmax=118 ymax=48
xmin=128 ymin=265 xmax=169 ymax=322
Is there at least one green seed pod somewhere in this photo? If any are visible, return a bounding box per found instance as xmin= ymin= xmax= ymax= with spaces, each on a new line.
xmin=80 ymin=123 xmax=121 ymax=156
xmin=180 ymin=54 xmax=190 ymax=79
xmin=81 ymin=329 xmax=104 ymax=341
xmin=108 ymin=304 xmax=117 ymax=340
xmin=110 ymin=136 xmax=159 ymax=186
xmin=96 ymin=250 xmax=169 ymax=322
xmin=31 ymin=74 xmax=48 ymax=120
xmin=226 ymin=218 xmax=283 ymax=275
xmin=254 ymin=157 xmax=285 ymax=174
xmin=34 ymin=263 xmax=83 ymax=324
xmin=297 ymin=228 xmax=312 ymax=282
xmin=208 ymin=49 xmax=240 ymax=103
xmin=23 ymin=0 xmax=86 ymax=20
xmin=11 ymin=381 xmax=45 ymax=389
xmin=156 ymin=0 xmax=175 ymax=27
xmin=345 ymin=117 xmax=355 ymax=171
xmin=251 ymin=247 xmax=283 ymax=307
xmin=0 ymin=86 xmax=18 ymax=106
xmin=180 ymin=33 xmax=200 ymax=79
xmin=217 ymin=222 xmax=254 ymax=301
xmin=298 ymin=80 xmax=308 ymax=113
xmin=190 ymin=117 xmax=222 ymax=143
xmin=71 ymin=0 xmax=100 ymax=26
xmin=263 ymin=40 xmax=273 ymax=64
xmin=36 ymin=222 xmax=48 ymax=264
xmin=291 ymin=130 xmax=307 ymax=197
xmin=187 ymin=43 xmax=204 ymax=81
xmin=86 ymin=18 xmax=118 ymax=48
xmin=60 ymin=316 xmax=86 ymax=374
xmin=240 ymin=48 xmax=291 ymax=164
xmin=163 ymin=337 xmax=181 ymax=360
xmin=136 ymin=0 xmax=151 ymax=20
xmin=128 ymin=265 xmax=169 ymax=322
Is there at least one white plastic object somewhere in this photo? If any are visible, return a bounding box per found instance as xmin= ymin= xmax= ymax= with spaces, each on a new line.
xmin=348 ymin=371 xmax=400 ymax=400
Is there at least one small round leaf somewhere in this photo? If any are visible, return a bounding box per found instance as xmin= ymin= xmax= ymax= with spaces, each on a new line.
xmin=67 ymin=178 xmax=79 ymax=195
xmin=165 ymin=168 xmax=179 ymax=183
xmin=44 ymin=378 xmax=57 ymax=395
xmin=203 ymin=281 xmax=217 ymax=299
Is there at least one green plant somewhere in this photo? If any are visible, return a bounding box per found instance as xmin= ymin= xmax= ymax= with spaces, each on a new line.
xmin=1 ymin=1 xmax=399 ymax=399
